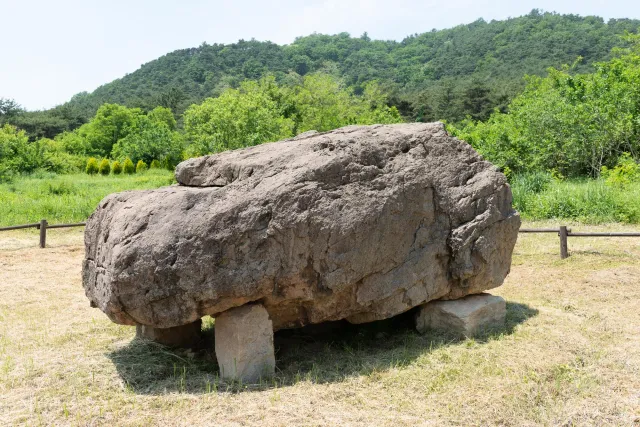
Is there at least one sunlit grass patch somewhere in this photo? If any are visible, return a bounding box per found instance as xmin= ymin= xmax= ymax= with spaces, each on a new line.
xmin=0 ymin=169 xmax=175 ymax=227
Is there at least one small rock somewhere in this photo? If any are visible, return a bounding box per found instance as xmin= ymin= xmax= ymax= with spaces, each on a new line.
xmin=415 ymin=293 xmax=506 ymax=337
xmin=214 ymin=304 xmax=275 ymax=383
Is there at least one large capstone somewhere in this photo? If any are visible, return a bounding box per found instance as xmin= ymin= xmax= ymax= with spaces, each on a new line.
xmin=82 ymin=123 xmax=520 ymax=331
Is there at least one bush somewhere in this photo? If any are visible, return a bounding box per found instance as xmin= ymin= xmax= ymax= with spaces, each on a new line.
xmin=150 ymin=159 xmax=161 ymax=169
xmin=86 ymin=158 xmax=99 ymax=175
xmin=47 ymin=181 xmax=76 ymax=195
xmin=98 ymin=159 xmax=111 ymax=175
xmin=111 ymin=161 xmax=122 ymax=175
xmin=136 ymin=160 xmax=148 ymax=173
xmin=123 ymin=158 xmax=135 ymax=174
xmin=601 ymin=153 xmax=640 ymax=188
xmin=44 ymin=152 xmax=85 ymax=174
xmin=0 ymin=163 xmax=16 ymax=184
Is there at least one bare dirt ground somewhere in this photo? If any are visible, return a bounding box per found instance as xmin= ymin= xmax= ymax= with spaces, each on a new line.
xmin=1 ymin=223 xmax=639 ymax=426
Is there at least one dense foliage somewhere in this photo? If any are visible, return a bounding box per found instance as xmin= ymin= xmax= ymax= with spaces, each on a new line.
xmin=2 ymin=11 xmax=638 ymax=140
xmin=0 ymin=124 xmax=82 ymax=181
xmin=183 ymin=75 xmax=401 ymax=155
xmin=450 ymin=34 xmax=640 ymax=178
xmin=1 ymin=71 xmax=401 ymax=179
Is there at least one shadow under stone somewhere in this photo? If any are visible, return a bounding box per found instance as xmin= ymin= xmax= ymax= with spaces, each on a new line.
xmin=106 ymin=300 xmax=538 ymax=395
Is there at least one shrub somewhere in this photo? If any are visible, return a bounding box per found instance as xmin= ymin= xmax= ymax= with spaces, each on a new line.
xmin=601 ymin=153 xmax=640 ymax=188
xmin=0 ymin=163 xmax=16 ymax=183
xmin=136 ymin=160 xmax=148 ymax=173
xmin=123 ymin=158 xmax=135 ymax=174
xmin=47 ymin=181 xmax=76 ymax=195
xmin=86 ymin=158 xmax=99 ymax=175
xmin=44 ymin=152 xmax=86 ymax=174
xmin=150 ymin=159 xmax=161 ymax=169
xmin=98 ymin=159 xmax=111 ymax=175
xmin=111 ymin=161 xmax=122 ymax=175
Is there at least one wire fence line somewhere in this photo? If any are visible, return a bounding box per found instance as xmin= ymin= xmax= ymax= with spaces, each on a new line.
xmin=1 ymin=220 xmax=640 ymax=256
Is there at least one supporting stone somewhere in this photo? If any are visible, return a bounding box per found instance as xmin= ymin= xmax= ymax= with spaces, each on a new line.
xmin=415 ymin=293 xmax=506 ymax=337
xmin=214 ymin=304 xmax=275 ymax=383
xmin=136 ymin=319 xmax=202 ymax=348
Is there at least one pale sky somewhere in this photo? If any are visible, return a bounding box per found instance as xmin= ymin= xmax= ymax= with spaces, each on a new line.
xmin=1 ymin=0 xmax=639 ymax=111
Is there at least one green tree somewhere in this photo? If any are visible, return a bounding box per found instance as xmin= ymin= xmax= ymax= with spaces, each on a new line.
xmin=123 ymin=157 xmax=135 ymax=174
xmin=83 ymin=104 xmax=142 ymax=156
xmin=156 ymin=87 xmax=187 ymax=115
xmin=98 ymin=159 xmax=111 ymax=175
xmin=450 ymin=34 xmax=640 ymax=177
xmin=147 ymin=106 xmax=177 ymax=131
xmin=111 ymin=160 xmax=122 ymax=175
xmin=86 ymin=158 xmax=99 ymax=175
xmin=55 ymin=130 xmax=91 ymax=155
xmin=462 ymin=79 xmax=493 ymax=121
xmin=0 ymin=98 xmax=23 ymax=121
xmin=184 ymin=78 xmax=294 ymax=155
xmin=0 ymin=124 xmax=41 ymax=173
xmin=135 ymin=160 xmax=148 ymax=173
xmin=356 ymin=81 xmax=403 ymax=124
xmin=112 ymin=115 xmax=183 ymax=166
xmin=288 ymin=73 xmax=355 ymax=132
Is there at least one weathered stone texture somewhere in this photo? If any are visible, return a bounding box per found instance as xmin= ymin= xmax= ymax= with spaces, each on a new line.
xmin=415 ymin=293 xmax=506 ymax=337
xmin=82 ymin=123 xmax=520 ymax=330
xmin=214 ymin=304 xmax=275 ymax=382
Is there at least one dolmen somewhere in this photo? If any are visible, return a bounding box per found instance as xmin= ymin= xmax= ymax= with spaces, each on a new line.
xmin=83 ymin=123 xmax=520 ymax=382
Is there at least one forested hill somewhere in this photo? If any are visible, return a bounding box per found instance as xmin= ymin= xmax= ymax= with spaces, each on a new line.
xmin=6 ymin=10 xmax=640 ymax=138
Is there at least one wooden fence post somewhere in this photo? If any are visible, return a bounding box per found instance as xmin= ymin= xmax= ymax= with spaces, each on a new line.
xmin=39 ymin=219 xmax=47 ymax=249
xmin=559 ymin=225 xmax=569 ymax=259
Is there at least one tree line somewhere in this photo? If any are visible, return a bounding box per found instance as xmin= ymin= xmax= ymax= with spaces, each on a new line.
xmin=0 ymin=73 xmax=400 ymax=181
xmin=2 ymin=11 xmax=638 ymax=141
xmin=449 ymin=33 xmax=640 ymax=178
xmin=2 ymin=12 xmax=640 ymax=183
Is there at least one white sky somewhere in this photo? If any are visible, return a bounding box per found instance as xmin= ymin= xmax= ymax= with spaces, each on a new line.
xmin=1 ymin=0 xmax=639 ymax=110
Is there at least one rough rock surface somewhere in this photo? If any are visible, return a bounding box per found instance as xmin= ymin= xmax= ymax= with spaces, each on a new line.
xmin=415 ymin=293 xmax=506 ymax=336
xmin=215 ymin=304 xmax=276 ymax=382
xmin=82 ymin=123 xmax=520 ymax=330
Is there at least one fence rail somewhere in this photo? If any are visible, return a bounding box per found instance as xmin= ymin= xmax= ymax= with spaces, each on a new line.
xmin=0 ymin=219 xmax=86 ymax=248
xmin=1 ymin=220 xmax=639 ymax=255
xmin=517 ymin=226 xmax=640 ymax=259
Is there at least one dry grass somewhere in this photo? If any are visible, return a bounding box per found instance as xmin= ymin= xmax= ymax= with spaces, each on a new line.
xmin=1 ymin=222 xmax=639 ymax=426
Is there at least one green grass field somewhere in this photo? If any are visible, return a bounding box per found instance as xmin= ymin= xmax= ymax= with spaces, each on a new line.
xmin=511 ymin=176 xmax=640 ymax=224
xmin=0 ymin=170 xmax=175 ymax=227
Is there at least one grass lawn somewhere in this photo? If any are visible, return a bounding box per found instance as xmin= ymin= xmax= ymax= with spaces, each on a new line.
xmin=0 ymin=222 xmax=639 ymax=425
xmin=512 ymin=176 xmax=640 ymax=224
xmin=0 ymin=170 xmax=175 ymax=227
